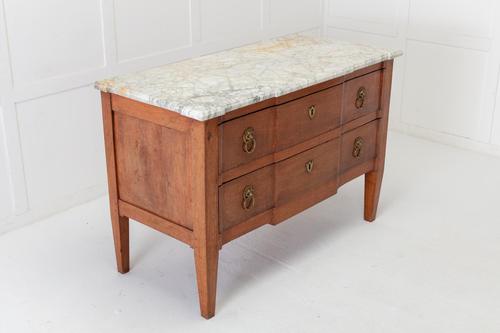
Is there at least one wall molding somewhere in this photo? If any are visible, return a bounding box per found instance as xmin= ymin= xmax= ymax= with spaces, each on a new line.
xmin=325 ymin=0 xmax=500 ymax=154
xmin=390 ymin=121 xmax=500 ymax=158
xmin=0 ymin=0 xmax=325 ymax=233
xmin=0 ymin=0 xmax=29 ymax=216
xmin=2 ymin=0 xmax=498 ymax=234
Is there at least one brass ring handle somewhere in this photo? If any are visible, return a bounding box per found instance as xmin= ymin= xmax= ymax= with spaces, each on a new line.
xmin=242 ymin=185 xmax=255 ymax=211
xmin=352 ymin=137 xmax=364 ymax=159
xmin=305 ymin=160 xmax=314 ymax=173
xmin=355 ymin=87 xmax=367 ymax=109
xmin=308 ymin=105 xmax=316 ymax=119
xmin=242 ymin=127 xmax=256 ymax=154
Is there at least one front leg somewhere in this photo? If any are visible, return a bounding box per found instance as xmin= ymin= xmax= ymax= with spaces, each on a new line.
xmin=364 ymin=60 xmax=393 ymax=223
xmin=194 ymin=241 xmax=219 ymax=319
xmin=101 ymin=92 xmax=131 ymax=273
xmin=364 ymin=169 xmax=383 ymax=222
xmin=189 ymin=119 xmax=220 ymax=319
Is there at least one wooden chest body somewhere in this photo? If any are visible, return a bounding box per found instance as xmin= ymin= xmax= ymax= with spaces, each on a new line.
xmin=101 ymin=60 xmax=394 ymax=319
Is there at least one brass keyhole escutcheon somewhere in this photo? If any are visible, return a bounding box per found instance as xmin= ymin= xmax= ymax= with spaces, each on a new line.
xmin=352 ymin=137 xmax=364 ymax=159
xmin=355 ymin=87 xmax=367 ymax=109
xmin=242 ymin=185 xmax=255 ymax=211
xmin=305 ymin=160 xmax=314 ymax=173
xmin=242 ymin=127 xmax=256 ymax=154
xmin=308 ymin=105 xmax=316 ymax=119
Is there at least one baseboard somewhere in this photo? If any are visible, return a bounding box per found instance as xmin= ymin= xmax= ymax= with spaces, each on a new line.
xmin=0 ymin=185 xmax=106 ymax=235
xmin=390 ymin=122 xmax=500 ymax=158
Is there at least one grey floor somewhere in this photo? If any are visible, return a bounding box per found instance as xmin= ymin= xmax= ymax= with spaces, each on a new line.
xmin=1 ymin=131 xmax=499 ymax=333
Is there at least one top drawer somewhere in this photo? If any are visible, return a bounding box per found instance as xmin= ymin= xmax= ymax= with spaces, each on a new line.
xmin=220 ymin=85 xmax=342 ymax=172
xmin=343 ymin=70 xmax=381 ymax=123
xmin=276 ymin=85 xmax=341 ymax=150
xmin=220 ymin=107 xmax=275 ymax=172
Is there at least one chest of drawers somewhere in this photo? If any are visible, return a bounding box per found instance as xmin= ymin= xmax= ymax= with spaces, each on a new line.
xmin=96 ymin=35 xmax=401 ymax=318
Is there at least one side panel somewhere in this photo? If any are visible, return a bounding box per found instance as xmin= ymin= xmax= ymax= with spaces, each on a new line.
xmin=113 ymin=112 xmax=192 ymax=229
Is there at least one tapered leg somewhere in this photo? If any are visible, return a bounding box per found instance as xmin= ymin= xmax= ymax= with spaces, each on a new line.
xmin=111 ymin=215 xmax=130 ymax=273
xmin=101 ymin=92 xmax=130 ymax=274
xmin=364 ymin=169 xmax=383 ymax=222
xmin=188 ymin=119 xmax=220 ymax=319
xmin=364 ymin=60 xmax=393 ymax=223
xmin=194 ymin=243 xmax=219 ymax=319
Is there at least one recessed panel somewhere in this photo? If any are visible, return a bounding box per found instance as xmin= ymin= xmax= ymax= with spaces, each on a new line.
xmin=402 ymin=40 xmax=488 ymax=139
xmin=327 ymin=0 xmax=400 ymax=36
xmin=16 ymin=86 xmax=106 ymax=210
xmin=201 ymin=0 xmax=261 ymax=42
xmin=113 ymin=113 xmax=191 ymax=229
xmin=4 ymin=0 xmax=104 ymax=84
xmin=408 ymin=0 xmax=492 ymax=50
xmin=268 ymin=0 xmax=322 ymax=36
xmin=114 ymin=0 xmax=191 ymax=61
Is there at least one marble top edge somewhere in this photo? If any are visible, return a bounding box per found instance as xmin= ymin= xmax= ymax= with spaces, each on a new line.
xmin=96 ymin=34 xmax=402 ymax=121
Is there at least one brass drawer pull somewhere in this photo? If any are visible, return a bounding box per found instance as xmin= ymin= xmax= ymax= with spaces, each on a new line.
xmin=305 ymin=160 xmax=314 ymax=173
xmin=242 ymin=185 xmax=255 ymax=210
xmin=308 ymin=105 xmax=316 ymax=119
xmin=242 ymin=127 xmax=256 ymax=154
xmin=355 ymin=87 xmax=367 ymax=109
xmin=352 ymin=137 xmax=364 ymax=158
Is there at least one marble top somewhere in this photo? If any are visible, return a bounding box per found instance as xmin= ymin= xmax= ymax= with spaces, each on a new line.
xmin=96 ymin=34 xmax=402 ymax=121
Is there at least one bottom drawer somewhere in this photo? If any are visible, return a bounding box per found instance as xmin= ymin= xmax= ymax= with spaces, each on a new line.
xmin=219 ymin=165 xmax=274 ymax=231
xmin=340 ymin=120 xmax=378 ymax=172
xmin=275 ymin=139 xmax=340 ymax=206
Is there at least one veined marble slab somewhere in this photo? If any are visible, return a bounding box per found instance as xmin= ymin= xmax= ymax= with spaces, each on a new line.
xmin=95 ymin=34 xmax=402 ymax=121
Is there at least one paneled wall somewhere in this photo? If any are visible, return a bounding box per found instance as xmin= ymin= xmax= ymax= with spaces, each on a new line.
xmin=1 ymin=0 xmax=499 ymax=234
xmin=325 ymin=0 xmax=500 ymax=154
xmin=0 ymin=0 xmax=322 ymax=233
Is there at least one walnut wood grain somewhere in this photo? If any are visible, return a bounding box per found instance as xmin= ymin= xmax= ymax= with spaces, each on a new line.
xmin=220 ymin=128 xmax=341 ymax=184
xmin=272 ymin=180 xmax=338 ymax=225
xmin=101 ymin=92 xmax=130 ymax=274
xmin=112 ymin=94 xmax=194 ymax=132
xmin=187 ymin=119 xmax=220 ymax=319
xmin=276 ymin=85 xmax=341 ymax=150
xmin=219 ymin=165 xmax=275 ymax=231
xmin=343 ymin=70 xmax=382 ymax=123
xmin=118 ymin=200 xmax=193 ymax=246
xmin=216 ymin=63 xmax=383 ymax=123
xmin=364 ymin=60 xmax=394 ymax=222
xmin=114 ymin=112 xmax=192 ymax=229
xmin=340 ymin=120 xmax=378 ymax=173
xmin=275 ymin=139 xmax=339 ymax=206
xmin=219 ymin=107 xmax=275 ymax=172
xmin=99 ymin=61 xmax=395 ymax=319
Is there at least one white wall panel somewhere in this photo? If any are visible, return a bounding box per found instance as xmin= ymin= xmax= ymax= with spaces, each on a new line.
xmin=326 ymin=0 xmax=400 ymax=36
xmin=3 ymin=0 xmax=104 ymax=84
xmin=401 ymin=41 xmax=488 ymax=139
xmin=200 ymin=0 xmax=262 ymax=43
xmin=0 ymin=110 xmax=12 ymax=221
xmin=407 ymin=0 xmax=493 ymax=50
xmin=0 ymin=0 xmax=498 ymax=234
xmin=114 ymin=0 xmax=191 ymax=62
xmin=327 ymin=0 xmax=500 ymax=154
xmin=0 ymin=0 xmax=326 ymax=233
xmin=268 ymin=0 xmax=322 ymax=37
xmin=16 ymin=86 xmax=106 ymax=211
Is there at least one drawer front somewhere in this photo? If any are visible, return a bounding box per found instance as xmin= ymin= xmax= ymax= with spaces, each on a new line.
xmin=219 ymin=165 xmax=274 ymax=231
xmin=340 ymin=120 xmax=378 ymax=172
xmin=343 ymin=70 xmax=381 ymax=123
xmin=276 ymin=86 xmax=342 ymax=150
xmin=275 ymin=139 xmax=340 ymax=206
xmin=220 ymin=107 xmax=274 ymax=172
